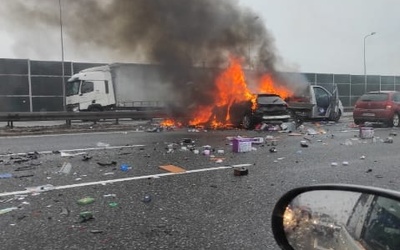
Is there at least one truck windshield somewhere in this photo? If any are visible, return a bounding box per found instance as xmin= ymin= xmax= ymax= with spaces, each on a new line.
xmin=66 ymin=81 xmax=81 ymax=96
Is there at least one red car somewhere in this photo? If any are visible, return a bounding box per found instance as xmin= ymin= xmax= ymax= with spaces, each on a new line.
xmin=353 ymin=91 xmax=400 ymax=126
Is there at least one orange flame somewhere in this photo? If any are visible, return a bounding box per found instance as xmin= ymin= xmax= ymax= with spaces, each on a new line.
xmin=186 ymin=56 xmax=294 ymax=128
xmin=257 ymin=74 xmax=293 ymax=100
xmin=161 ymin=119 xmax=181 ymax=127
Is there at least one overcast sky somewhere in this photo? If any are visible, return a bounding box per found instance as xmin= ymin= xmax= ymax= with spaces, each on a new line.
xmin=0 ymin=0 xmax=398 ymax=75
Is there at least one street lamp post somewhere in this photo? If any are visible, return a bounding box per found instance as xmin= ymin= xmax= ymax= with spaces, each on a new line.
xmin=59 ymin=0 xmax=66 ymax=111
xmin=363 ymin=32 xmax=376 ymax=93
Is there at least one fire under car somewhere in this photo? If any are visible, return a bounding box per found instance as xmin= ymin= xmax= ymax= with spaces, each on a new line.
xmin=229 ymin=93 xmax=292 ymax=129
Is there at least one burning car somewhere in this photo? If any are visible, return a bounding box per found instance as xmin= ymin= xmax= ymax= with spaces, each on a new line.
xmin=229 ymin=93 xmax=291 ymax=129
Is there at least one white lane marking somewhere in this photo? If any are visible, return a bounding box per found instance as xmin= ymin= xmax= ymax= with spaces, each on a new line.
xmin=0 ymin=145 xmax=146 ymax=157
xmin=0 ymin=130 xmax=143 ymax=139
xmin=0 ymin=164 xmax=252 ymax=197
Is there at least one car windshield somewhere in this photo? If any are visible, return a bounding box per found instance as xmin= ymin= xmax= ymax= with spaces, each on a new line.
xmin=257 ymin=95 xmax=286 ymax=105
xmin=66 ymin=80 xmax=81 ymax=96
xmin=360 ymin=93 xmax=389 ymax=102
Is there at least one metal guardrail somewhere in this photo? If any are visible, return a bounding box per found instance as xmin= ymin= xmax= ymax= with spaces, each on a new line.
xmin=0 ymin=111 xmax=169 ymax=128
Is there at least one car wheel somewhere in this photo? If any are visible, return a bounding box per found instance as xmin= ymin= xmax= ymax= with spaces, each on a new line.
xmin=333 ymin=110 xmax=341 ymax=122
xmin=242 ymin=114 xmax=254 ymax=130
xmin=391 ymin=113 xmax=400 ymax=127
xmin=354 ymin=119 xmax=362 ymax=125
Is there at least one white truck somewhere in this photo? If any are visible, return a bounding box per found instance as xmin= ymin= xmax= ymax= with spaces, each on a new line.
xmin=66 ymin=63 xmax=173 ymax=112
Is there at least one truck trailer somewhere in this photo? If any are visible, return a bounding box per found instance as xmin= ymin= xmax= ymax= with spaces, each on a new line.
xmin=66 ymin=63 xmax=173 ymax=112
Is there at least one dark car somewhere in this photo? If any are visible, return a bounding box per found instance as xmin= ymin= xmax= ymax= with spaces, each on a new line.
xmin=353 ymin=91 xmax=400 ymax=126
xmin=230 ymin=94 xmax=291 ymax=129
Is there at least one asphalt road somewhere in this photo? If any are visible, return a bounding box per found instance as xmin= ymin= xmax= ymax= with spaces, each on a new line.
xmin=0 ymin=116 xmax=399 ymax=250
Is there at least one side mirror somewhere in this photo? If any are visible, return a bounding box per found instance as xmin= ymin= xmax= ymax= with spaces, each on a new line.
xmin=272 ymin=184 xmax=400 ymax=250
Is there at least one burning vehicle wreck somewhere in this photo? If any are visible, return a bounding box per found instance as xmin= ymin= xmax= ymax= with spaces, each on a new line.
xmin=229 ymin=94 xmax=291 ymax=129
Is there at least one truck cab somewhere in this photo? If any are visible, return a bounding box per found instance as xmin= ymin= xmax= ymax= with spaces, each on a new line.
xmin=66 ymin=66 xmax=115 ymax=112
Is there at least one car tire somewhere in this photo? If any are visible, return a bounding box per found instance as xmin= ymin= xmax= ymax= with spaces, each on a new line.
xmin=242 ymin=114 xmax=254 ymax=130
xmin=354 ymin=119 xmax=362 ymax=125
xmin=391 ymin=113 xmax=400 ymax=127
xmin=333 ymin=110 xmax=341 ymax=122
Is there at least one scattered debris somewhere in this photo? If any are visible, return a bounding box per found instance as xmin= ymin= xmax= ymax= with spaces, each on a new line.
xmin=307 ymin=128 xmax=318 ymax=135
xmin=79 ymin=211 xmax=94 ymax=222
xmin=108 ymin=202 xmax=118 ymax=208
xmin=0 ymin=173 xmax=12 ymax=179
xmin=103 ymin=194 xmax=117 ymax=198
xmin=331 ymin=162 xmax=338 ymax=167
xmin=300 ymin=141 xmax=309 ymax=148
xmin=90 ymin=230 xmax=103 ymax=234
xmin=26 ymin=184 xmax=55 ymax=193
xmin=360 ymin=155 xmax=366 ymax=160
xmin=384 ymin=137 xmax=394 ymax=143
xmin=269 ymin=147 xmax=277 ymax=153
xmin=120 ymin=164 xmax=131 ymax=172
xmin=159 ymin=165 xmax=186 ymax=173
xmin=375 ymin=175 xmax=383 ymax=179
xmin=61 ymin=152 xmax=87 ymax=157
xmin=342 ymin=161 xmax=349 ymax=166
xmin=97 ymin=142 xmax=110 ymax=147
xmin=14 ymin=165 xmax=36 ymax=172
xmin=359 ymin=127 xmax=374 ymax=139
xmin=0 ymin=207 xmax=18 ymax=215
xmin=82 ymin=155 xmax=92 ymax=161
xmin=97 ymin=161 xmax=117 ymax=167
xmin=234 ymin=167 xmax=249 ymax=176
xmin=77 ymin=197 xmax=95 ymax=205
xmin=232 ymin=138 xmax=252 ymax=153
xmin=59 ymin=162 xmax=72 ymax=175
xmin=389 ymin=132 xmax=397 ymax=136
xmin=143 ymin=195 xmax=152 ymax=203
xmin=366 ymin=169 xmax=373 ymax=173
xmin=60 ymin=207 xmax=70 ymax=216
xmin=14 ymin=174 xmax=34 ymax=179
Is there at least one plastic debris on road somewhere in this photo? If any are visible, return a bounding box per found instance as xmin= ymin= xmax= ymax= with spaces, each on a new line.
xmin=234 ymin=167 xmax=249 ymax=176
xmin=61 ymin=152 xmax=87 ymax=157
xmin=96 ymin=142 xmax=110 ymax=147
xmin=300 ymin=141 xmax=309 ymax=148
xmin=159 ymin=165 xmax=186 ymax=173
xmin=25 ymin=184 xmax=55 ymax=193
xmin=143 ymin=194 xmax=152 ymax=203
xmin=0 ymin=207 xmax=18 ymax=215
xmin=77 ymin=197 xmax=95 ymax=205
xmin=331 ymin=162 xmax=338 ymax=166
xmin=120 ymin=164 xmax=131 ymax=172
xmin=109 ymin=202 xmax=118 ymax=208
xmin=384 ymin=137 xmax=394 ymax=143
xmin=269 ymin=147 xmax=277 ymax=153
xmin=342 ymin=161 xmax=349 ymax=166
xmin=360 ymin=155 xmax=366 ymax=160
xmin=0 ymin=173 xmax=12 ymax=179
xmin=79 ymin=211 xmax=94 ymax=222
xmin=59 ymin=162 xmax=72 ymax=175
xmin=97 ymin=161 xmax=117 ymax=167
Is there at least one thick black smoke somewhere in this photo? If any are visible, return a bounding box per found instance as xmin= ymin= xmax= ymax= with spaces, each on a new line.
xmin=1 ymin=0 xmax=307 ymax=117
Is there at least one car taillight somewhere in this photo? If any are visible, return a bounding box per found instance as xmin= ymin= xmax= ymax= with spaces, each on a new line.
xmin=386 ymin=102 xmax=392 ymax=109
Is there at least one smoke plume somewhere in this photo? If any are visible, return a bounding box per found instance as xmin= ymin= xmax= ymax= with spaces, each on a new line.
xmin=1 ymin=0 xmax=308 ymax=117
